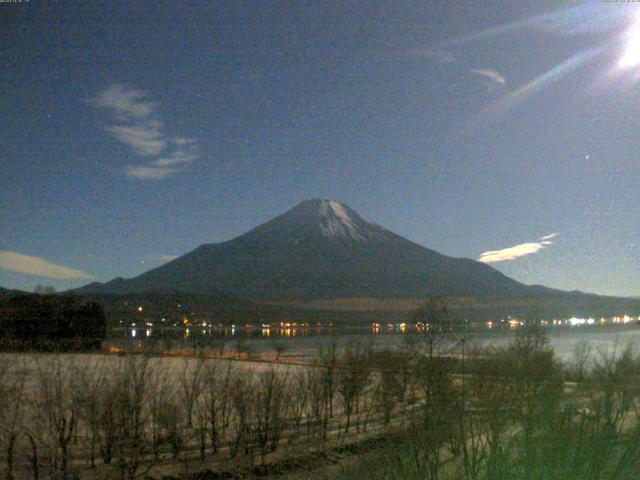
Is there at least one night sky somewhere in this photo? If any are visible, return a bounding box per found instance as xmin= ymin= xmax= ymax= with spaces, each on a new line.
xmin=1 ymin=1 xmax=638 ymax=297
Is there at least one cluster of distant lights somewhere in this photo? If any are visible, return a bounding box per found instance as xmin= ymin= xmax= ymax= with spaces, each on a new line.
xmin=126 ymin=304 xmax=340 ymax=338
xmin=124 ymin=301 xmax=639 ymax=339
xmin=487 ymin=315 xmax=638 ymax=329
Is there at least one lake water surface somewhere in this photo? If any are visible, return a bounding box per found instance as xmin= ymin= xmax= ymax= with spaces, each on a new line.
xmin=106 ymin=323 xmax=640 ymax=362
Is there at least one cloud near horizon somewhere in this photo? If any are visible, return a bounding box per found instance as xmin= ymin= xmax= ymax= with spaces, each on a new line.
xmin=479 ymin=233 xmax=559 ymax=263
xmin=0 ymin=251 xmax=94 ymax=280
xmin=93 ymin=84 xmax=199 ymax=180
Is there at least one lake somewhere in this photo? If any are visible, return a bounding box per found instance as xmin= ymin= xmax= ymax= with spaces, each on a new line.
xmin=105 ymin=322 xmax=640 ymax=362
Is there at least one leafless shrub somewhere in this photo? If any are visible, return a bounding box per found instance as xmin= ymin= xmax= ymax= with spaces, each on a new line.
xmin=567 ymin=340 xmax=593 ymax=382
xmin=587 ymin=342 xmax=640 ymax=432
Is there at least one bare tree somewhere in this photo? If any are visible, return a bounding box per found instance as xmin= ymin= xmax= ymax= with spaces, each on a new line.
xmin=413 ymin=296 xmax=449 ymax=359
xmin=179 ymin=358 xmax=205 ymax=428
xmin=413 ymin=355 xmax=458 ymax=480
xmin=253 ymin=368 xmax=290 ymax=464
xmin=337 ymin=343 xmax=371 ymax=434
xmin=197 ymin=360 xmax=235 ymax=457
xmin=32 ymin=356 xmax=79 ymax=480
xmin=305 ymin=367 xmax=327 ymax=442
xmin=73 ymin=359 xmax=108 ymax=469
xmin=229 ymin=371 xmax=255 ymax=460
xmin=0 ymin=358 xmax=27 ymax=480
xmin=373 ymin=349 xmax=410 ymax=426
xmin=111 ymin=355 xmax=152 ymax=479
xmin=97 ymin=382 xmax=118 ymax=466
xmin=147 ymin=365 xmax=174 ymax=461
xmin=288 ymin=369 xmax=309 ymax=440
xmin=156 ymin=392 xmax=185 ymax=460
xmin=317 ymin=342 xmax=338 ymax=419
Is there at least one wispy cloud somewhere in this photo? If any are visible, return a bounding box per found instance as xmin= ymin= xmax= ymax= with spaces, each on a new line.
xmin=539 ymin=232 xmax=559 ymax=241
xmin=93 ymin=84 xmax=200 ymax=180
xmin=0 ymin=251 xmax=94 ymax=280
xmin=153 ymin=150 xmax=199 ymax=167
xmin=94 ymin=84 xmax=158 ymax=120
xmin=478 ymin=233 xmax=559 ymax=263
xmin=471 ymin=69 xmax=506 ymax=91
xmin=475 ymin=47 xmax=603 ymax=121
xmin=400 ymin=48 xmax=506 ymax=93
xmin=174 ymin=136 xmax=196 ymax=146
xmin=125 ymin=165 xmax=175 ymax=180
xmin=107 ymin=121 xmax=167 ymax=157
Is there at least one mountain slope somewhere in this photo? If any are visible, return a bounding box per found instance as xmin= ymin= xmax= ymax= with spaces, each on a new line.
xmin=74 ymin=200 xmax=563 ymax=301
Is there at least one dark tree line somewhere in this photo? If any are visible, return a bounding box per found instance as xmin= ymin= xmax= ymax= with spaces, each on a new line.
xmin=0 ymin=294 xmax=106 ymax=351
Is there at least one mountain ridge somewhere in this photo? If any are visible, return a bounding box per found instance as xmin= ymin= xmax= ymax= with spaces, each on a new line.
xmin=72 ymin=200 xmax=631 ymax=309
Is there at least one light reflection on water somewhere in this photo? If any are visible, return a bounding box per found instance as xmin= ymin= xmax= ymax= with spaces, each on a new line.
xmin=109 ymin=322 xmax=640 ymax=359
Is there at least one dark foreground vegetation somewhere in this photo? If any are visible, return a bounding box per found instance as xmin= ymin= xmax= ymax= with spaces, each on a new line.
xmin=1 ymin=324 xmax=640 ymax=479
xmin=329 ymin=328 xmax=640 ymax=480
xmin=0 ymin=295 xmax=106 ymax=351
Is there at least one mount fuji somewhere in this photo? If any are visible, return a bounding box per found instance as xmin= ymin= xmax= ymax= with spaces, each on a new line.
xmin=75 ymin=199 xmax=559 ymax=301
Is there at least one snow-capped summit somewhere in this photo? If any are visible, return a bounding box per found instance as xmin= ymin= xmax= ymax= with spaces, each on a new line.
xmin=318 ymin=200 xmax=365 ymax=240
xmin=243 ymin=199 xmax=391 ymax=244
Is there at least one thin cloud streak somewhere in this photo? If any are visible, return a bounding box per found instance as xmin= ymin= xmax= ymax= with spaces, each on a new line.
xmin=125 ymin=165 xmax=175 ymax=180
xmin=479 ymin=233 xmax=559 ymax=263
xmin=475 ymin=47 xmax=604 ymax=121
xmin=471 ymin=68 xmax=506 ymax=86
xmin=153 ymin=151 xmax=199 ymax=167
xmin=0 ymin=251 xmax=94 ymax=280
xmin=108 ymin=122 xmax=167 ymax=156
xmin=539 ymin=232 xmax=559 ymax=241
